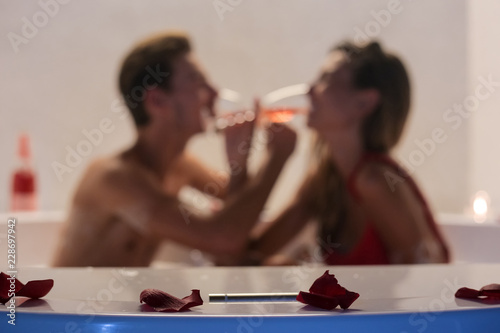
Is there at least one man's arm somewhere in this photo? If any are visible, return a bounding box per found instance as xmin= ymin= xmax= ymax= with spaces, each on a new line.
xmin=103 ymin=124 xmax=296 ymax=256
xmin=171 ymin=153 xmax=229 ymax=199
xmin=170 ymin=113 xmax=256 ymax=200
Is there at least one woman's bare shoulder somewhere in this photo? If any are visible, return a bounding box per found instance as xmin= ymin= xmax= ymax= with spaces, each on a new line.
xmin=353 ymin=158 xmax=412 ymax=199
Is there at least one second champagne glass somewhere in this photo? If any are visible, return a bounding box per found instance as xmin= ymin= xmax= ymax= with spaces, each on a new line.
xmin=213 ymin=89 xmax=254 ymax=131
xmin=261 ymin=83 xmax=310 ymax=125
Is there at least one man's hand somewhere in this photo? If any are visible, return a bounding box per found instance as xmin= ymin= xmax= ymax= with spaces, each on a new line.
xmin=224 ymin=111 xmax=256 ymax=172
xmin=223 ymin=100 xmax=259 ymax=194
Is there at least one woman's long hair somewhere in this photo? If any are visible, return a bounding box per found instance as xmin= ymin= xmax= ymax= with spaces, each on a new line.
xmin=307 ymin=41 xmax=411 ymax=247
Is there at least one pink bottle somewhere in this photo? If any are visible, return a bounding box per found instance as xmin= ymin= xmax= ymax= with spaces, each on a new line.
xmin=11 ymin=134 xmax=37 ymax=211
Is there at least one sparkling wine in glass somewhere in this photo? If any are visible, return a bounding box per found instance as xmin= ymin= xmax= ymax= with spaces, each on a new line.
xmin=261 ymin=84 xmax=310 ymax=125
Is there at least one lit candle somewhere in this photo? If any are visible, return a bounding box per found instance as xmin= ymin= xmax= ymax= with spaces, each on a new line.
xmin=472 ymin=191 xmax=489 ymax=223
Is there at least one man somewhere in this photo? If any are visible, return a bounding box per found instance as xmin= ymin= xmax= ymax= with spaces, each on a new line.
xmin=52 ymin=32 xmax=296 ymax=267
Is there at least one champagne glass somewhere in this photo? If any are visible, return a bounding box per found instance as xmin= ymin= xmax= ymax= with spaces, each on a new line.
xmin=210 ymin=88 xmax=254 ymax=132
xmin=261 ymin=83 xmax=310 ymax=126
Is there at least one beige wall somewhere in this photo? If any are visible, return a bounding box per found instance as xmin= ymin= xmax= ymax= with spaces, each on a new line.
xmin=468 ymin=0 xmax=500 ymax=220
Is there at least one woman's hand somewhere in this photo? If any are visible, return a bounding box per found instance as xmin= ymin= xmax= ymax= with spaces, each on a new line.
xmin=265 ymin=122 xmax=297 ymax=159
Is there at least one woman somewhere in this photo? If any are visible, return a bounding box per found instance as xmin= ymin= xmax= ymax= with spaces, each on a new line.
xmin=249 ymin=41 xmax=449 ymax=265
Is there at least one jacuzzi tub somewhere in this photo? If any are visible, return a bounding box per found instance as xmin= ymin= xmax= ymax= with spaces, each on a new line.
xmin=0 ymin=211 xmax=64 ymax=268
xmin=437 ymin=213 xmax=500 ymax=263
xmin=0 ymin=211 xmax=499 ymax=267
xmin=0 ymin=211 xmax=200 ymax=268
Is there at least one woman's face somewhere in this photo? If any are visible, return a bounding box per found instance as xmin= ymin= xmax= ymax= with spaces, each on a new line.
xmin=307 ymin=51 xmax=366 ymax=133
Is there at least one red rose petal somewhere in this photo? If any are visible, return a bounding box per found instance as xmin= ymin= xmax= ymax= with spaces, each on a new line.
xmin=297 ymin=291 xmax=340 ymax=310
xmin=337 ymin=290 xmax=360 ymax=310
xmin=456 ymin=284 xmax=500 ymax=302
xmin=0 ymin=272 xmax=53 ymax=305
xmin=479 ymin=284 xmax=500 ymax=300
xmin=455 ymin=287 xmax=481 ymax=299
xmin=298 ymin=270 xmax=359 ymax=310
xmin=309 ymin=271 xmax=343 ymax=297
xmin=16 ymin=279 xmax=54 ymax=299
xmin=140 ymin=289 xmax=203 ymax=312
xmin=1 ymin=272 xmax=23 ymax=304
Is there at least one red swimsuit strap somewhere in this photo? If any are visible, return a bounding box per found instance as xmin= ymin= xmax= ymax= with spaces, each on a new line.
xmin=347 ymin=153 xmax=450 ymax=262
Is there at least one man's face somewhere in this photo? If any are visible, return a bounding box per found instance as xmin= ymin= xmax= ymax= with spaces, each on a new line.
xmin=167 ymin=53 xmax=217 ymax=136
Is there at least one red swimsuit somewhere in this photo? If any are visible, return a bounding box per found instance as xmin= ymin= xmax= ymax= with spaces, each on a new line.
xmin=324 ymin=153 xmax=450 ymax=265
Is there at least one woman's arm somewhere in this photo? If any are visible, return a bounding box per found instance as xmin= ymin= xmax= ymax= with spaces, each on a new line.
xmin=246 ymin=181 xmax=315 ymax=264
